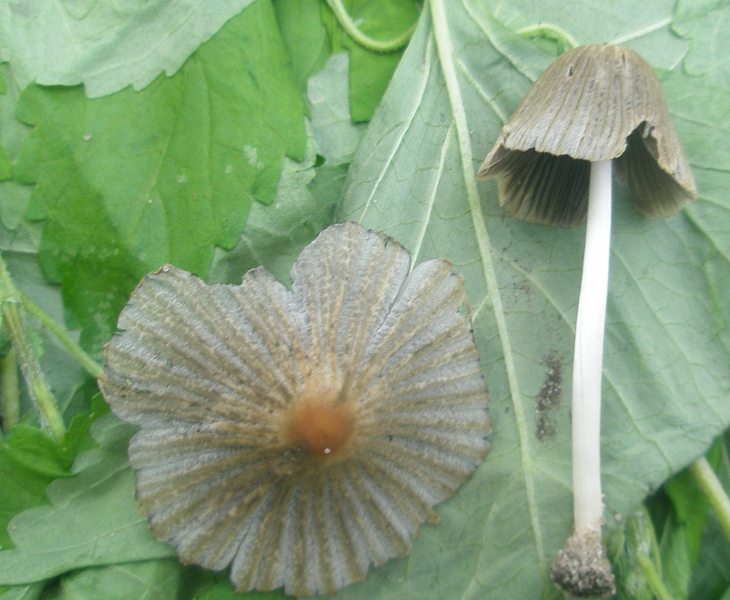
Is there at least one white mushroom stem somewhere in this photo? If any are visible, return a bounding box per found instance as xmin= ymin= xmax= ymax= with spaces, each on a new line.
xmin=551 ymin=159 xmax=616 ymax=596
xmin=572 ymin=159 xmax=612 ymax=534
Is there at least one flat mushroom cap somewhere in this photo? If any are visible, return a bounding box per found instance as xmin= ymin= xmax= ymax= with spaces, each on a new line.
xmin=479 ymin=44 xmax=697 ymax=226
xmin=99 ymin=222 xmax=491 ymax=597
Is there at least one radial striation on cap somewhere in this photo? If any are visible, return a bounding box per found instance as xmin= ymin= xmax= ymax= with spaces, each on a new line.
xmin=478 ymin=44 xmax=697 ymax=226
xmin=100 ymin=222 xmax=491 ymax=597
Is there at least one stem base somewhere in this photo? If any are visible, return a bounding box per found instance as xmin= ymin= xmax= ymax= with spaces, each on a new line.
xmin=551 ymin=530 xmax=616 ymax=597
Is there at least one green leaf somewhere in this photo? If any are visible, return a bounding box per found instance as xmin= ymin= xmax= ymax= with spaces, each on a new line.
xmin=0 ymin=148 xmax=10 ymax=181
xmin=0 ymin=430 xmax=66 ymax=550
xmin=0 ymin=405 xmax=97 ymax=550
xmin=673 ymin=0 xmax=730 ymax=86
xmin=665 ymin=468 xmax=710 ymax=564
xmin=347 ymin=50 xmax=403 ymax=123
xmin=2 ymin=427 xmax=72 ymax=479
xmin=338 ymin=2 xmax=730 ymax=598
xmin=0 ymin=413 xmax=175 ymax=584
xmin=689 ymin=514 xmax=730 ymax=600
xmin=322 ymin=0 xmax=420 ymax=121
xmin=658 ymin=518 xmax=692 ymax=600
xmin=13 ymin=0 xmax=307 ymax=353
xmin=1 ymin=250 xmax=97 ymax=418
xmin=0 ymin=0 xmax=254 ymax=97
xmin=209 ymin=52 xmax=362 ymax=285
xmin=209 ymin=123 xmax=335 ymax=286
xmin=194 ymin=579 xmax=286 ymax=600
xmin=278 ymin=0 xmax=420 ymax=122
xmin=0 ymin=66 xmax=27 ymax=162
xmin=308 ymin=54 xmax=366 ymax=167
xmin=607 ymin=509 xmax=674 ymax=600
xmin=688 ymin=436 xmax=730 ymax=600
xmin=274 ymin=0 xmax=331 ymax=88
xmin=491 ymin=0 xmax=687 ymax=69
xmin=0 ymin=582 xmax=43 ymax=600
xmin=0 ymin=65 xmax=36 ymax=253
xmin=49 ymin=559 xmax=180 ymax=600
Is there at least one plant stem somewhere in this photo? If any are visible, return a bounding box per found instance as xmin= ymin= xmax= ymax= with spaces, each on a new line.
xmin=326 ymin=0 xmax=417 ymax=53
xmin=0 ymin=255 xmax=65 ymax=441
xmin=572 ymin=159 xmax=612 ymax=534
xmin=1 ymin=349 xmax=20 ymax=433
xmin=516 ymin=24 xmax=579 ymax=50
xmin=689 ymin=456 xmax=730 ymax=540
xmin=635 ymin=552 xmax=674 ymax=600
xmin=18 ymin=292 xmax=103 ymax=379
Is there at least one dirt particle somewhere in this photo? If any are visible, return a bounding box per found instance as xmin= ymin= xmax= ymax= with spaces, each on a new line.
xmin=536 ymin=351 xmax=562 ymax=440
xmin=513 ymin=279 xmax=534 ymax=300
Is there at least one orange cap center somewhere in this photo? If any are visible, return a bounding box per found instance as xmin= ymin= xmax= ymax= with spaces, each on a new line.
xmin=282 ymin=397 xmax=354 ymax=457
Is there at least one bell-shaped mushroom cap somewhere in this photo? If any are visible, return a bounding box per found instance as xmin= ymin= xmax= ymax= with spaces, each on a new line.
xmin=100 ymin=222 xmax=491 ymax=597
xmin=478 ymin=44 xmax=697 ymax=226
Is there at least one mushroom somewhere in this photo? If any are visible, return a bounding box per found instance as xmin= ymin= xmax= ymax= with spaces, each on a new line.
xmin=478 ymin=44 xmax=696 ymax=596
xmin=99 ymin=222 xmax=491 ymax=596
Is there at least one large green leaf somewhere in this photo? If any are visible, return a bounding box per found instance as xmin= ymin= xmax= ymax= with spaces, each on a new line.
xmin=338 ymin=1 xmax=730 ymax=598
xmin=0 ymin=427 xmax=70 ymax=550
xmin=273 ymin=0 xmax=331 ymax=89
xmin=208 ymin=126 xmax=333 ymax=286
xmin=13 ymin=0 xmax=306 ymax=353
xmin=673 ymin=0 xmax=730 ymax=86
xmin=50 ymin=559 xmax=181 ymax=600
xmin=0 ymin=413 xmax=174 ymax=584
xmin=209 ymin=52 xmax=363 ymax=286
xmin=0 ymin=0 xmax=254 ymax=97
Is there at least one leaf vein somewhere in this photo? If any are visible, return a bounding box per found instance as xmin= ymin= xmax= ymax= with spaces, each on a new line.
xmin=411 ymin=124 xmax=455 ymax=267
xmin=358 ymin=36 xmax=434 ymax=223
xmin=429 ymin=0 xmax=546 ymax=575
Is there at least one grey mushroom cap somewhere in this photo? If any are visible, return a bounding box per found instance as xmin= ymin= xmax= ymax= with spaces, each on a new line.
xmin=100 ymin=222 xmax=491 ymax=597
xmin=478 ymin=44 xmax=697 ymax=226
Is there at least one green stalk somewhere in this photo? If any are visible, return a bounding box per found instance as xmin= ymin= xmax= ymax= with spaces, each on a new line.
xmin=326 ymin=0 xmax=416 ymax=53
xmin=635 ymin=552 xmax=674 ymax=600
xmin=1 ymin=349 xmax=19 ymax=433
xmin=0 ymin=255 xmax=65 ymax=441
xmin=516 ymin=24 xmax=579 ymax=50
xmin=19 ymin=292 xmax=103 ymax=379
xmin=690 ymin=456 xmax=730 ymax=540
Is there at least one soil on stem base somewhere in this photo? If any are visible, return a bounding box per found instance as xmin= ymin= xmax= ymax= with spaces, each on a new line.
xmin=551 ymin=529 xmax=616 ymax=597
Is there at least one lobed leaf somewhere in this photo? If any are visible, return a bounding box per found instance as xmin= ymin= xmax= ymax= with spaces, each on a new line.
xmin=0 ymin=428 xmax=68 ymax=550
xmin=53 ymin=559 xmax=181 ymax=600
xmin=0 ymin=414 xmax=175 ymax=584
xmin=210 ymin=53 xmax=363 ymax=285
xmin=274 ymin=0 xmax=331 ymax=89
xmin=13 ymin=1 xmax=307 ymax=353
xmin=0 ymin=0 xmax=254 ymax=97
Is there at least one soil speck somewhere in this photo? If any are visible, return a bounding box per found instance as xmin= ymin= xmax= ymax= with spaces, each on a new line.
xmin=536 ymin=351 xmax=562 ymax=440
